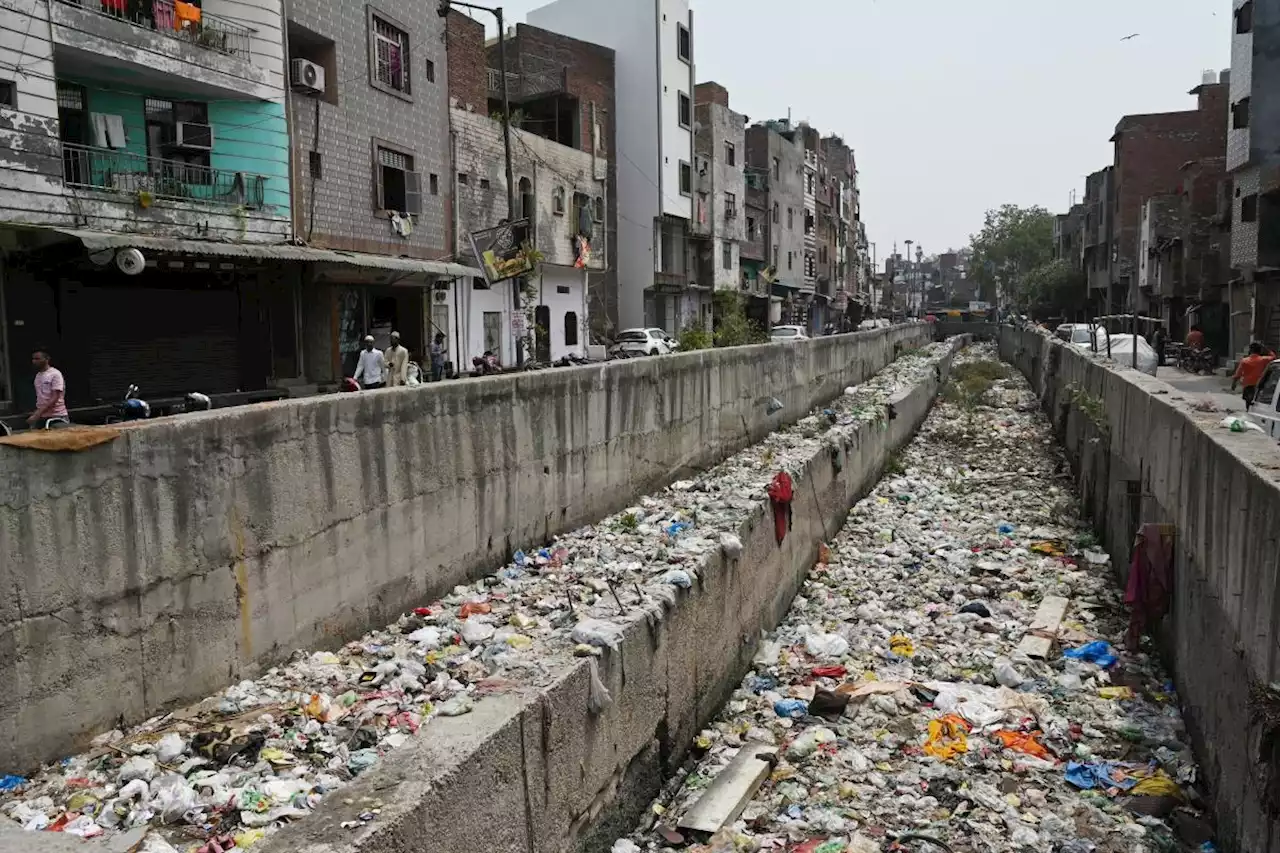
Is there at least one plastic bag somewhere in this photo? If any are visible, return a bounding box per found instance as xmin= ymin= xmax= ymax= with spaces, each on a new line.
xmin=993 ymin=657 xmax=1024 ymax=688
xmin=1063 ymin=640 xmax=1117 ymax=668
xmin=118 ymin=756 xmax=157 ymax=783
xmin=719 ymin=532 xmax=743 ymax=559
xmin=587 ymin=658 xmax=613 ymax=714
xmin=571 ymin=619 xmax=626 ymax=651
xmin=155 ymin=732 xmax=186 ymax=764
xmin=804 ymin=632 xmax=849 ymax=660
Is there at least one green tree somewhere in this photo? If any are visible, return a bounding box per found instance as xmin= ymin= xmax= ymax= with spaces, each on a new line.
xmin=1019 ymin=259 xmax=1087 ymax=319
xmin=968 ymin=205 xmax=1055 ymax=308
xmin=712 ymin=292 xmax=768 ymax=347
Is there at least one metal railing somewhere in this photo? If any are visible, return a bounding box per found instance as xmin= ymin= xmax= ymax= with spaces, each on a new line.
xmin=486 ymin=66 xmax=567 ymax=99
xmin=56 ymin=0 xmax=253 ymax=59
xmin=62 ymin=143 xmax=267 ymax=208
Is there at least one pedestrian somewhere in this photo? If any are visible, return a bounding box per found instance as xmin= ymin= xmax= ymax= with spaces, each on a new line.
xmin=430 ymin=333 xmax=446 ymax=382
xmin=28 ymin=347 xmax=70 ymax=429
xmin=1185 ymin=325 xmax=1205 ymax=351
xmin=1231 ymin=341 xmax=1276 ymax=408
xmin=352 ymin=335 xmax=386 ymax=390
xmin=385 ymin=331 xmax=409 ymax=388
xmin=1150 ymin=326 xmax=1166 ymax=367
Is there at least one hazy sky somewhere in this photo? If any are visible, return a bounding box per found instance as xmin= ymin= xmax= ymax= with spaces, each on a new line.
xmin=485 ymin=0 xmax=1230 ymax=266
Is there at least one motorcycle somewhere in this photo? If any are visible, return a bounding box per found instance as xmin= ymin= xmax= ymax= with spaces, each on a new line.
xmin=106 ymin=385 xmax=151 ymax=424
xmin=1178 ymin=347 xmax=1215 ymax=375
xmin=472 ymin=351 xmax=501 ymax=376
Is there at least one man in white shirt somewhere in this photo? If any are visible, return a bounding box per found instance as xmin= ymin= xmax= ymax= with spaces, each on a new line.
xmin=384 ymin=331 xmax=409 ymax=388
xmin=352 ymin=335 xmax=386 ymax=390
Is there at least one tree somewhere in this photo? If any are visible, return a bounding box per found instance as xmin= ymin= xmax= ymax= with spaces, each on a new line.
xmin=1019 ymin=259 xmax=1087 ymax=319
xmin=968 ymin=205 xmax=1055 ymax=308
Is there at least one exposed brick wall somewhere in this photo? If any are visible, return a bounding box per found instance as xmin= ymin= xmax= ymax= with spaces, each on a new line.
xmin=288 ymin=0 xmax=451 ymax=259
xmin=446 ymin=10 xmax=488 ymax=114
xmin=695 ymin=81 xmax=728 ymax=108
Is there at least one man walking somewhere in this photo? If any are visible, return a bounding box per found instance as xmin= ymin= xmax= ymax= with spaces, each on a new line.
xmin=430 ymin=333 xmax=447 ymax=382
xmin=352 ymin=335 xmax=386 ymax=390
xmin=1232 ymin=342 xmax=1276 ymax=408
xmin=28 ymin=347 xmax=69 ymax=428
xmin=385 ymin=331 xmax=409 ymax=388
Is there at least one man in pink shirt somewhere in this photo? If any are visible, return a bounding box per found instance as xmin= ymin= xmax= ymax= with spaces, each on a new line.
xmin=28 ymin=348 xmax=69 ymax=428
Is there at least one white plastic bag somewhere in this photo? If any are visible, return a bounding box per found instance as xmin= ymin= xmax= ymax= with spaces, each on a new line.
xmin=571 ymin=619 xmax=626 ymax=651
xmin=804 ymin=632 xmax=849 ymax=660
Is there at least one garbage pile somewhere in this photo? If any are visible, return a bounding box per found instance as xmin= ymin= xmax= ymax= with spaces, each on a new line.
xmin=0 ymin=343 xmax=957 ymax=851
xmin=617 ymin=345 xmax=1216 ymax=853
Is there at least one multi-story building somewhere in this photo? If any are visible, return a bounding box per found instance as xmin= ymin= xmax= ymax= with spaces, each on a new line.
xmin=527 ymin=0 xmax=696 ymax=334
xmin=822 ymin=135 xmax=857 ymax=321
xmin=475 ymin=21 xmax=618 ymax=340
xmin=745 ymin=119 xmax=805 ymax=324
xmin=444 ymin=12 xmax=608 ymax=366
xmin=740 ymin=182 xmax=770 ymax=325
xmin=1228 ymin=0 xmax=1280 ymax=349
xmin=692 ymin=82 xmax=746 ymax=303
xmin=800 ymin=123 xmax=819 ymax=303
xmin=0 ymin=0 xmax=302 ymax=412
xmin=1082 ymin=166 xmax=1116 ymax=313
xmin=1111 ymin=75 xmax=1227 ymax=314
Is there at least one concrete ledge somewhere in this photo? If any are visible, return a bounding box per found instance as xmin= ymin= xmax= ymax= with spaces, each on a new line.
xmin=0 ymin=327 xmax=929 ymax=773
xmin=248 ymin=340 xmax=966 ymax=853
xmin=1000 ymin=327 xmax=1280 ymax=853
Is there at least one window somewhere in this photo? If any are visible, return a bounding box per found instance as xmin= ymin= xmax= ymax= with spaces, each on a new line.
xmin=772 ymin=157 xmax=780 ymax=180
xmin=479 ymin=178 xmax=490 ymax=189
xmin=594 ymin=196 xmax=604 ymax=222
xmin=458 ymin=172 xmax=468 ymax=185
xmin=425 ymin=58 xmax=436 ymax=84
xmin=518 ymin=177 xmax=533 ymax=218
xmin=772 ymin=202 xmax=779 ymax=223
xmin=144 ymin=97 xmax=210 ymax=179
xmin=1233 ymin=97 xmax=1251 ymax=129
xmin=725 ymin=191 xmax=736 ymax=218
xmin=747 ymin=215 xmax=757 ymax=240
xmin=370 ymin=10 xmax=411 ymax=97
xmin=722 ymin=242 xmax=732 ymax=270
xmin=1237 ymin=0 xmax=1254 ymax=33
xmin=787 ymin=207 xmax=794 ymax=230
xmin=483 ymin=312 xmax=503 ymax=354
xmin=1242 ymin=193 xmax=1258 ymax=222
xmin=724 ymin=141 xmax=735 ymax=166
xmin=553 ymin=185 xmax=566 ymax=215
xmin=677 ymin=23 xmax=691 ymax=62
xmin=772 ymin=245 xmax=779 ymax=266
xmin=787 ymin=251 xmax=793 ymax=270
xmin=309 ymin=150 xmax=323 ymax=180
xmin=679 ymin=161 xmax=692 ymax=195
xmin=0 ymin=80 xmax=14 ymax=109
xmin=429 ymin=173 xmax=439 ymax=194
xmin=564 ymin=311 xmax=579 ymax=346
xmin=375 ymin=144 xmax=422 ymax=214
xmin=1257 ymin=363 xmax=1280 ymax=410
xmin=678 ymin=92 xmax=691 ymax=128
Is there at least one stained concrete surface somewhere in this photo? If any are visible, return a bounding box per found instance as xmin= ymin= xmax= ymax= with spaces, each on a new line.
xmin=1002 ymin=326 xmax=1280 ymax=853
xmin=0 ymin=326 xmax=928 ymax=775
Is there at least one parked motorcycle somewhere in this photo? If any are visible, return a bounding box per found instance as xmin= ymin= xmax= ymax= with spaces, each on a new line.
xmin=1178 ymin=347 xmax=1215 ymax=375
xmin=106 ymin=385 xmax=151 ymax=423
xmin=472 ymin=352 xmax=501 ymax=376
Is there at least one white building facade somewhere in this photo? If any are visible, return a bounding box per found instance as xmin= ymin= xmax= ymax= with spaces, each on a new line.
xmin=527 ymin=0 xmax=695 ymax=333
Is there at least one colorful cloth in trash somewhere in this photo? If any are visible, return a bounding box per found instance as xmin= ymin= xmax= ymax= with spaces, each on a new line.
xmin=767 ymin=471 xmax=794 ymax=545
xmin=1124 ymin=523 xmax=1173 ymax=649
xmin=1064 ymin=761 xmax=1138 ymax=790
xmin=993 ymin=729 xmax=1053 ymax=760
xmin=923 ymin=713 xmax=970 ymax=760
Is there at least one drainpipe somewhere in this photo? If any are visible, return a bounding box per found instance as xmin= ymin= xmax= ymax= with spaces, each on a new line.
xmin=279 ymin=0 xmax=298 ymax=244
xmin=451 ymin=127 xmax=465 ymax=367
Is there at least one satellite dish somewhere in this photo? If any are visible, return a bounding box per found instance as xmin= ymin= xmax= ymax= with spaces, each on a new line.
xmin=88 ymin=249 xmax=115 ymax=266
xmin=115 ymin=247 xmax=146 ymax=276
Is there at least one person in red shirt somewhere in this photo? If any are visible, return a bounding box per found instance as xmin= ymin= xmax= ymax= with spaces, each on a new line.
xmin=1186 ymin=326 xmax=1206 ymax=350
xmin=1232 ymin=342 xmax=1277 ymax=407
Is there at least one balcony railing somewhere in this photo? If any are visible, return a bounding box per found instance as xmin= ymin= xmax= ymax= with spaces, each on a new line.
xmin=62 ymin=143 xmax=267 ymax=208
xmin=56 ymin=0 xmax=253 ymax=58
xmin=486 ymin=67 xmax=568 ymax=100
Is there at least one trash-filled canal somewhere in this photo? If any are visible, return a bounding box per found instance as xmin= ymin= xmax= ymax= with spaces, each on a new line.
xmin=612 ymin=344 xmax=1214 ymax=853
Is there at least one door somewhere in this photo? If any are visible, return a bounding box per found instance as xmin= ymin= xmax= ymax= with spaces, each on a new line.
xmin=1249 ymin=362 xmax=1280 ymax=439
xmin=534 ymin=305 xmax=551 ymax=363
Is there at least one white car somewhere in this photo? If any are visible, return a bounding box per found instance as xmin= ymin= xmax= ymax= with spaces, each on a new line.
xmin=646 ymin=328 xmax=680 ymax=352
xmin=1062 ymin=323 xmax=1108 ymax=350
xmin=771 ymin=325 xmax=809 ymax=342
xmin=610 ymin=328 xmax=675 ymax=357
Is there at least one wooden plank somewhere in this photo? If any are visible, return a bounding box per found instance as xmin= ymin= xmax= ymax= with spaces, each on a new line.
xmin=677 ymin=742 xmax=777 ymax=836
xmin=1017 ymin=595 xmax=1070 ymax=659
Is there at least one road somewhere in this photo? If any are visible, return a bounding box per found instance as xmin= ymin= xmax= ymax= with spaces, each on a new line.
xmin=1158 ymin=369 xmax=1244 ymax=412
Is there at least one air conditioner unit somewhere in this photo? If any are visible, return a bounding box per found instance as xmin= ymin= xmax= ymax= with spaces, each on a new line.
xmin=291 ymin=58 xmax=326 ymax=95
xmin=174 ymin=122 xmax=213 ymax=150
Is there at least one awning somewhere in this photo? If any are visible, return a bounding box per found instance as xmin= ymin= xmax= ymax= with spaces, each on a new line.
xmin=21 ymin=227 xmax=481 ymax=280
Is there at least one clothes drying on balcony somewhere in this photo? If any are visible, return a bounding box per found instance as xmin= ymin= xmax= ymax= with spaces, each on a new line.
xmin=173 ymin=0 xmax=200 ymax=29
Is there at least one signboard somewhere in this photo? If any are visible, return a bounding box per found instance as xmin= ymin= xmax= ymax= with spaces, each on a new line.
xmin=511 ymin=314 xmax=527 ymax=337
xmin=969 ymin=300 xmax=991 ymax=313
xmin=469 ymin=219 xmax=534 ymax=284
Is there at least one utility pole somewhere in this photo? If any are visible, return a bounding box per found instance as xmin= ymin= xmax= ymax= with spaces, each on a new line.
xmin=438 ymin=0 xmax=523 ymax=365
xmin=903 ymin=240 xmax=913 ymax=317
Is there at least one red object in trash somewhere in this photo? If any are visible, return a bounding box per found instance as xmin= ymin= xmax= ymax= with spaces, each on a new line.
xmin=413 ymin=607 xmax=432 ymax=617
xmin=811 ymin=665 xmax=847 ymax=679
xmin=766 ymin=471 xmax=794 ymax=545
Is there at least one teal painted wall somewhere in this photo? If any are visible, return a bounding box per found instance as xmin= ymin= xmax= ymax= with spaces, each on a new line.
xmin=67 ymin=79 xmax=290 ymax=217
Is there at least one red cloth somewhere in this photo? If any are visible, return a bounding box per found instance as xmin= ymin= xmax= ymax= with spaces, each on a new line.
xmin=1124 ymin=523 xmax=1173 ymax=649
xmin=767 ymin=471 xmax=794 ymax=545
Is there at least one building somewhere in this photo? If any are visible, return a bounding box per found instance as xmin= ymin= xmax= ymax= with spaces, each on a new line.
xmin=740 ymin=183 xmax=771 ymax=326
xmin=800 ymin=123 xmax=819 ymax=328
xmin=0 ymin=0 xmax=300 ymax=411
xmin=822 ymin=135 xmax=859 ymax=323
xmin=1082 ymin=167 xmax=1116 ymax=313
xmin=692 ymin=82 xmax=746 ymax=309
xmin=1111 ymin=75 xmax=1227 ymax=314
xmin=476 ymin=21 xmax=618 ymax=340
xmin=443 ymin=13 xmax=608 ymax=366
xmin=745 ymin=119 xmax=807 ymax=325
xmin=526 ymin=0 xmax=695 ymax=334
xmin=1228 ymin=0 xmax=1280 ymax=350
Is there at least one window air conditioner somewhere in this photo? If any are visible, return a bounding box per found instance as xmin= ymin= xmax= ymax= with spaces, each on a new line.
xmin=291 ymin=58 xmax=326 ymax=95
xmin=174 ymin=122 xmax=214 ymax=150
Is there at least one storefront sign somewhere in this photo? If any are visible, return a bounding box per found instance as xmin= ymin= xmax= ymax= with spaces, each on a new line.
xmin=469 ymin=219 xmax=534 ymax=284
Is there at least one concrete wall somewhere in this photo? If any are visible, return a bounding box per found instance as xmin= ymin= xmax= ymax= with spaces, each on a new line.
xmin=253 ymin=336 xmax=963 ymax=853
xmin=1000 ymin=326 xmax=1280 ymax=853
xmin=0 ymin=324 xmax=928 ymax=772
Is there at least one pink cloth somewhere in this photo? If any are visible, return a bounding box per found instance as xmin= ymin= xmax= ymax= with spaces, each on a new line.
xmin=34 ymin=367 xmax=67 ymax=418
xmin=1124 ymin=523 xmax=1173 ymax=649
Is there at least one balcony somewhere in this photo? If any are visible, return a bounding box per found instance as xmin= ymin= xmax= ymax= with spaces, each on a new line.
xmin=62 ymin=143 xmax=267 ymax=208
xmin=487 ymin=67 xmax=569 ymax=101
xmin=50 ymin=0 xmax=273 ymax=101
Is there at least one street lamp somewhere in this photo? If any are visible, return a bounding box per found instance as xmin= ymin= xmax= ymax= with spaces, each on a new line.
xmin=438 ymin=0 xmax=523 ymax=365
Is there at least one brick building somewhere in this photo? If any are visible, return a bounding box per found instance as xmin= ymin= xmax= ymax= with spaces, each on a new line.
xmin=746 ymin=120 xmax=806 ymax=325
xmin=1082 ymin=167 xmax=1115 ymax=313
xmin=693 ymin=82 xmax=747 ymax=299
xmin=1111 ymin=78 xmax=1227 ymax=314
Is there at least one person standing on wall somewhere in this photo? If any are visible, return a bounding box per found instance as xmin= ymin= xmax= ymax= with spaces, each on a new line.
xmin=430 ymin=333 xmax=447 ymax=382
xmin=28 ymin=347 xmax=70 ymax=428
xmin=385 ymin=331 xmax=409 ymax=388
xmin=352 ymin=335 xmax=387 ymax=390
xmin=1232 ymin=341 xmax=1276 ymax=408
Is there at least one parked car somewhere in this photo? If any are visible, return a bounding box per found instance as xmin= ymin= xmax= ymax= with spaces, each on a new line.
xmin=646 ymin=328 xmax=680 ymax=352
xmin=1247 ymin=360 xmax=1280 ymax=438
xmin=1097 ymin=333 xmax=1158 ymax=376
xmin=609 ymin=328 xmax=676 ymax=357
xmin=1061 ymin=323 xmax=1108 ymax=350
xmin=770 ymin=325 xmax=809 ymax=342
